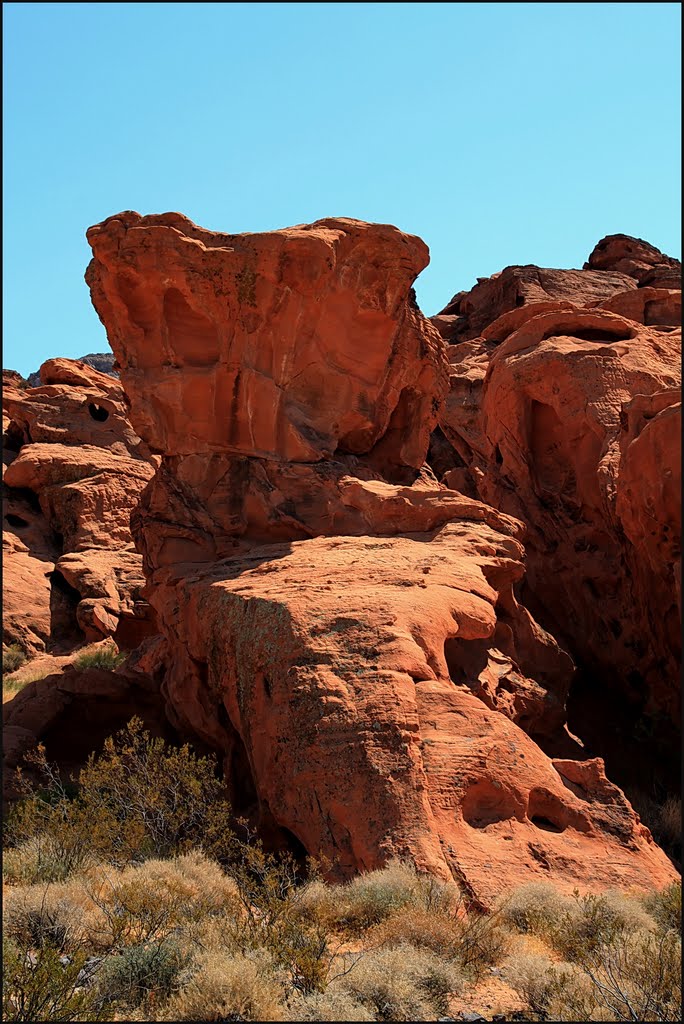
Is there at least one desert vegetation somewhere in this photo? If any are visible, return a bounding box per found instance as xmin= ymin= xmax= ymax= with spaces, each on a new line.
xmin=2 ymin=721 xmax=681 ymax=1022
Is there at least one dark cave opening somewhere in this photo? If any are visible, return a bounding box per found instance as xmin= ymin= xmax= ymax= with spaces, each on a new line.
xmin=47 ymin=570 xmax=84 ymax=650
xmin=88 ymin=402 xmax=110 ymax=422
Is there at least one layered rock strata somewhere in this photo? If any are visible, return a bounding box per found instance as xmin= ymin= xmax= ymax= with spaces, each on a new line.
xmin=84 ymin=213 xmax=677 ymax=901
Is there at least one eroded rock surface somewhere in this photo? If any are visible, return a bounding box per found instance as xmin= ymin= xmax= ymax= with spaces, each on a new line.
xmin=3 ymin=359 xmax=158 ymax=652
xmin=436 ymin=237 xmax=681 ymax=791
xmin=83 ymin=213 xmax=677 ymax=899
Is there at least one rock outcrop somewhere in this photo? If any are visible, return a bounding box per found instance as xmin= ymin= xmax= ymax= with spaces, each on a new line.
xmin=3 ymin=359 xmax=158 ymax=653
xmin=435 ymin=237 xmax=681 ymax=795
xmin=84 ymin=213 xmax=677 ymax=901
xmin=26 ymin=351 xmax=118 ymax=389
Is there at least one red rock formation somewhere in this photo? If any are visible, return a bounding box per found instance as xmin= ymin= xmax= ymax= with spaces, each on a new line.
xmin=3 ymin=359 xmax=158 ymax=652
xmin=437 ymin=242 xmax=681 ymax=767
xmin=585 ymin=233 xmax=681 ymax=288
xmin=432 ymin=265 xmax=637 ymax=344
xmin=84 ymin=212 xmax=677 ymax=900
xmin=85 ymin=212 xmax=447 ymax=476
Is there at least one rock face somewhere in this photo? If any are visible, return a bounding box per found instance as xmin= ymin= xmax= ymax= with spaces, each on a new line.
xmin=3 ymin=359 xmax=158 ymax=653
xmin=85 ymin=212 xmax=448 ymax=477
xmin=84 ymin=213 xmax=677 ymax=901
xmin=436 ymin=237 xmax=681 ymax=792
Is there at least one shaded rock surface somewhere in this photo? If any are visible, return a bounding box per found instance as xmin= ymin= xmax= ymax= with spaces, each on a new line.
xmin=3 ymin=358 xmax=158 ymax=652
xmin=82 ymin=213 xmax=677 ymax=900
xmin=3 ymin=661 xmax=170 ymax=799
xmin=435 ymin=236 xmax=681 ymax=797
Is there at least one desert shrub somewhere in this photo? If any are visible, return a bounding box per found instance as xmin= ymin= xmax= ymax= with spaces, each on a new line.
xmin=3 ymin=644 xmax=27 ymax=675
xmin=3 ymin=880 xmax=97 ymax=953
xmin=159 ymin=949 xmax=286 ymax=1021
xmin=286 ymin=989 xmax=374 ymax=1021
xmin=2 ymin=835 xmax=94 ymax=885
xmin=504 ymin=951 xmax=597 ymax=1021
xmin=83 ymin=851 xmax=241 ymax=951
xmin=546 ymin=890 xmax=645 ymax=964
xmin=368 ymin=903 xmax=508 ymax=979
xmin=2 ymin=937 xmax=110 ymax=1022
xmin=641 ymin=880 xmax=681 ymax=932
xmin=5 ymin=719 xmax=236 ymax=872
xmin=73 ymin=645 xmax=125 ymax=671
xmin=331 ymin=859 xmax=453 ymax=934
xmin=577 ymin=926 xmax=681 ymax=1022
xmin=96 ymin=939 xmax=185 ymax=1010
xmin=294 ymin=877 xmax=351 ymax=930
xmin=335 ymin=942 xmax=464 ymax=1020
xmin=223 ymin=836 xmax=333 ymax=995
xmin=499 ymin=880 xmax=574 ymax=936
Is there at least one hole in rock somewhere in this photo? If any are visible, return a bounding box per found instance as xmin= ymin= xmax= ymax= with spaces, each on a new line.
xmin=7 ymin=487 xmax=42 ymax=515
xmin=444 ymin=637 xmax=489 ymax=690
xmin=530 ymin=815 xmax=564 ymax=834
xmin=462 ymin=780 xmax=520 ymax=828
xmin=5 ymin=513 xmax=29 ymax=528
xmin=527 ymin=788 xmax=570 ymax=834
xmin=48 ymin=570 xmax=84 ymax=650
xmin=541 ymin=325 xmax=634 ymax=343
xmin=88 ymin=402 xmax=109 ymax=422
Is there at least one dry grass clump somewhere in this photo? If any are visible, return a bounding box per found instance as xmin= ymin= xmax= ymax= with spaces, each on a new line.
xmin=158 ymin=949 xmax=286 ymax=1021
xmin=499 ymin=880 xmax=574 ymax=936
xmin=2 ymin=834 xmax=97 ymax=885
xmin=504 ymin=950 xmax=597 ymax=1021
xmin=641 ymin=880 xmax=681 ymax=932
xmin=332 ymin=942 xmax=465 ymax=1020
xmin=83 ymin=850 xmax=241 ymax=948
xmin=368 ymin=902 xmax=508 ymax=980
xmin=3 ymin=878 xmax=99 ymax=953
xmin=502 ymin=885 xmax=682 ymax=1022
xmin=285 ymin=988 xmax=375 ymax=1021
xmin=73 ymin=643 xmax=125 ymax=672
xmin=3 ymin=644 xmax=27 ymax=675
xmin=306 ymin=859 xmax=456 ymax=935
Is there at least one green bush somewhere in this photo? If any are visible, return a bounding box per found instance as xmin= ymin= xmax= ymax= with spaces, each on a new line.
xmin=3 ymin=645 xmax=26 ymax=675
xmin=2 ymin=937 xmax=109 ymax=1022
xmin=96 ymin=940 xmax=185 ymax=1009
xmin=6 ymin=718 xmax=237 ymax=872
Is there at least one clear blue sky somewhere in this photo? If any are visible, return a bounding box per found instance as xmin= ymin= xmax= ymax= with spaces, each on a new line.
xmin=3 ymin=2 xmax=681 ymax=376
